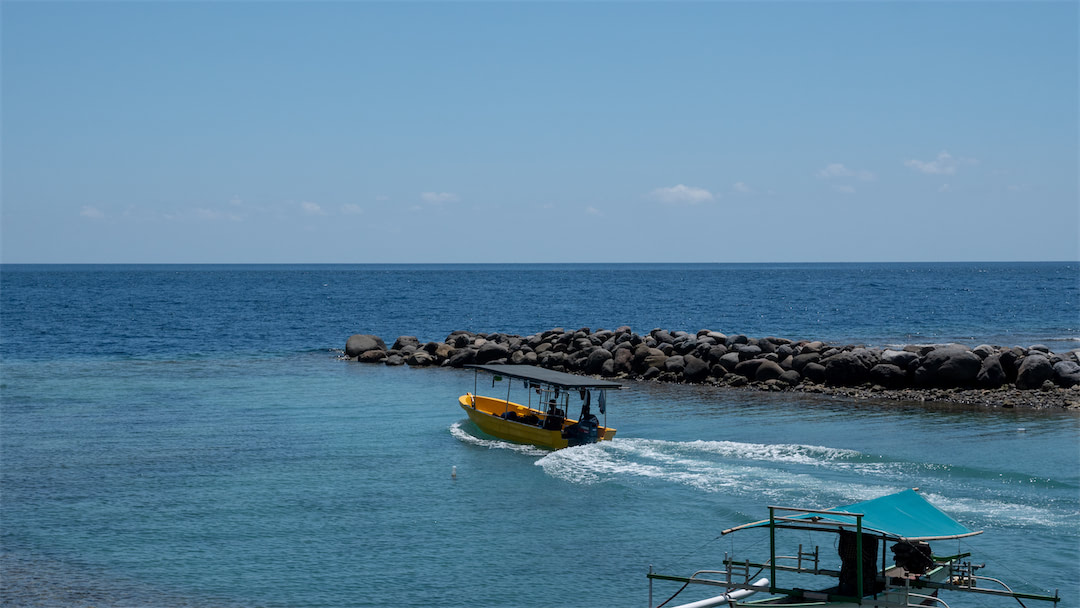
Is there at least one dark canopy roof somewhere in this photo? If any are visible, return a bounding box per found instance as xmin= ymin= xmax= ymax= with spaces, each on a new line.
xmin=465 ymin=364 xmax=622 ymax=390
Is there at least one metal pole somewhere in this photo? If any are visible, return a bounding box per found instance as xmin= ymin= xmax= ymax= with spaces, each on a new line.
xmin=856 ymin=515 xmax=863 ymax=603
xmin=769 ymin=507 xmax=777 ymax=593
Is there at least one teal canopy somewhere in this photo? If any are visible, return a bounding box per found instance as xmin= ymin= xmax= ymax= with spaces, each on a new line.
xmin=724 ymin=489 xmax=982 ymax=541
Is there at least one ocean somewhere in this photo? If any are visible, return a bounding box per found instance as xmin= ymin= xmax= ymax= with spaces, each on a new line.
xmin=1 ymin=263 xmax=1078 ymax=607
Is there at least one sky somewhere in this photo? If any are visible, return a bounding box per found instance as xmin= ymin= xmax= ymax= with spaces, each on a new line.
xmin=2 ymin=1 xmax=1077 ymax=264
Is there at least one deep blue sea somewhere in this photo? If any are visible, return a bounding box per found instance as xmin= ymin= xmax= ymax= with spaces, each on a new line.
xmin=2 ymin=263 xmax=1078 ymax=607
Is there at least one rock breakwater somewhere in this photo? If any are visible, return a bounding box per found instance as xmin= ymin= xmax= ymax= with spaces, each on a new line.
xmin=345 ymin=328 xmax=1080 ymax=409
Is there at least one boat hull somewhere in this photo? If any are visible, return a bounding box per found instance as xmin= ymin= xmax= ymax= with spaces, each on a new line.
xmin=459 ymin=394 xmax=615 ymax=450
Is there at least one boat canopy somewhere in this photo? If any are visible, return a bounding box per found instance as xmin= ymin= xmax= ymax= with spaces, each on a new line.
xmin=723 ymin=489 xmax=983 ymax=542
xmin=464 ymin=364 xmax=622 ymax=390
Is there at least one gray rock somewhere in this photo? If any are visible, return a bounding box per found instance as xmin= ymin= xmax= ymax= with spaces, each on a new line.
xmin=406 ymin=350 xmax=434 ymax=366
xmin=652 ymin=329 xmax=675 ymax=344
xmin=393 ymin=335 xmax=420 ymax=351
xmin=755 ymin=360 xmax=785 ymax=382
xmin=734 ymin=358 xmax=765 ymax=379
xmin=881 ymin=349 xmax=918 ymax=369
xmin=345 ymin=334 xmax=387 ymax=358
xmin=475 ymin=341 xmax=511 ymax=364
xmin=719 ymin=352 xmax=741 ymax=372
xmin=803 ymin=362 xmax=826 ymax=383
xmin=706 ymin=345 xmax=729 ymax=363
xmin=643 ymin=366 xmax=661 ymax=380
xmin=914 ymin=346 xmax=981 ymax=387
xmin=683 ymin=355 xmax=710 ymax=382
xmin=612 ymin=347 xmax=634 ymax=374
xmin=823 ymin=349 xmax=877 ymax=386
xmin=447 ymin=331 xmax=474 ymax=348
xmin=358 ymin=349 xmax=388 ymax=363
xmin=736 ymin=344 xmax=762 ymax=360
xmin=869 ymin=364 xmax=907 ymax=388
xmin=447 ymin=348 xmax=476 ymax=367
xmin=792 ymin=352 xmax=821 ymax=372
xmin=601 ymin=358 xmax=616 ymax=376
xmin=644 ymin=352 xmax=669 ymax=371
xmin=1016 ymin=355 xmax=1054 ymax=389
xmin=1052 ymin=360 xmax=1080 ymax=387
xmin=976 ymin=354 xmax=1007 ymax=388
xmin=384 ymin=354 xmax=405 ymax=366
xmin=585 ymin=348 xmax=613 ymax=374
xmin=705 ymin=331 xmax=728 ymax=344
xmin=779 ymin=370 xmax=802 ymax=385
xmin=664 ymin=355 xmax=686 ymax=374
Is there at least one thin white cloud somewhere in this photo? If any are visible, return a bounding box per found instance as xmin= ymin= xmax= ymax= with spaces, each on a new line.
xmin=817 ymin=163 xmax=875 ymax=181
xmin=301 ymin=201 xmax=326 ymax=215
xmin=938 ymin=184 xmax=952 ymax=193
xmin=421 ymin=191 xmax=459 ymax=204
xmin=80 ymin=205 xmax=104 ymax=219
xmin=585 ymin=206 xmax=602 ymax=216
xmin=193 ymin=208 xmax=243 ymax=221
xmin=341 ymin=203 xmax=364 ymax=215
xmin=904 ymin=150 xmax=977 ymax=175
xmin=832 ymin=184 xmax=856 ymax=194
xmin=732 ymin=182 xmax=753 ymax=194
xmin=649 ymin=184 xmax=715 ymax=205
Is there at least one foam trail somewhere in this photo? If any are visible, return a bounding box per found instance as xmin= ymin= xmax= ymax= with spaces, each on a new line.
xmin=449 ymin=421 xmax=548 ymax=456
xmin=535 ymin=439 xmax=895 ymax=505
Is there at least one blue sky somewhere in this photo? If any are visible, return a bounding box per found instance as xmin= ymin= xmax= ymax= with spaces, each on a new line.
xmin=3 ymin=1 xmax=1077 ymax=263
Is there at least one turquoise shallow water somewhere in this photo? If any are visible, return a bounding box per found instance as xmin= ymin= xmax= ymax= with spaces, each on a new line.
xmin=3 ymin=357 xmax=1077 ymax=607
xmin=1 ymin=264 xmax=1078 ymax=607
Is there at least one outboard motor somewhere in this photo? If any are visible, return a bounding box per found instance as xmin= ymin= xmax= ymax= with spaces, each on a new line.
xmin=563 ymin=416 xmax=599 ymax=446
xmin=891 ymin=541 xmax=933 ymax=574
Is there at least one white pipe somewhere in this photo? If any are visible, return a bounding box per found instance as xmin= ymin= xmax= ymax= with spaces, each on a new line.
xmin=667 ymin=578 xmax=769 ymax=608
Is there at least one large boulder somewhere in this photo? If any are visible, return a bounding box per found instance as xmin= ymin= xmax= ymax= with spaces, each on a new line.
xmin=393 ymin=335 xmax=420 ymax=351
xmin=802 ymin=362 xmax=827 ymax=384
xmin=475 ymin=341 xmax=511 ymax=364
xmin=1016 ymin=354 xmax=1054 ymax=389
xmin=346 ymin=334 xmax=387 ymax=358
xmin=823 ymin=349 xmax=877 ymax=386
xmin=612 ymin=347 xmax=635 ymax=374
xmin=734 ymin=358 xmax=765 ymax=379
xmin=1053 ymin=360 xmax=1080 ymax=388
xmin=976 ymin=354 xmax=1007 ymax=388
xmin=869 ymin=364 xmax=907 ymax=388
xmin=792 ymin=352 xmax=821 ymax=372
xmin=447 ymin=348 xmax=477 ymax=367
xmin=914 ymin=346 xmax=981 ymax=387
xmin=719 ymin=352 xmax=741 ymax=372
xmin=585 ymin=348 xmax=613 ymax=374
xmin=881 ymin=349 xmax=919 ymax=370
xmin=682 ymin=355 xmax=710 ymax=382
xmin=755 ymin=360 xmax=785 ymax=382
xmin=664 ymin=355 xmax=686 ymax=375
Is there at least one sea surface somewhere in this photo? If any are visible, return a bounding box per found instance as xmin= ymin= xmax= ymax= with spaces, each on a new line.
xmin=1 ymin=263 xmax=1078 ymax=607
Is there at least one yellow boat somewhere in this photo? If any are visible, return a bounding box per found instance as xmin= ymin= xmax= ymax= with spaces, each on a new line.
xmin=459 ymin=364 xmax=620 ymax=450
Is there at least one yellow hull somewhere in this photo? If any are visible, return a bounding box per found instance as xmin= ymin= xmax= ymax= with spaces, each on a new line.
xmin=458 ymin=394 xmax=616 ymax=450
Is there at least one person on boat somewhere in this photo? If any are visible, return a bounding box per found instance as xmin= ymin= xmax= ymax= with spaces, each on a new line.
xmin=837 ymin=529 xmax=880 ymax=597
xmin=577 ymin=390 xmax=599 ymax=427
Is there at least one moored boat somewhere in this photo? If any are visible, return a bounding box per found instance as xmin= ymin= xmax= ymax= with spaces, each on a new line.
xmin=647 ymin=489 xmax=1060 ymax=607
xmin=458 ymin=364 xmax=620 ymax=450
